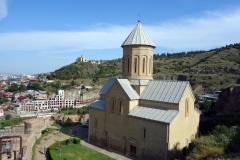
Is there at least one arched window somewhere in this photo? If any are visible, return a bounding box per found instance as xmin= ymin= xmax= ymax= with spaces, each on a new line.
xmin=95 ymin=118 xmax=97 ymax=128
xmin=111 ymin=98 xmax=115 ymax=113
xmin=149 ymin=58 xmax=151 ymax=74
xmin=186 ymin=98 xmax=189 ymax=117
xmin=134 ymin=58 xmax=138 ymax=73
xmin=142 ymin=57 xmax=146 ymax=73
xmin=122 ymin=56 xmax=125 ymax=73
xmin=143 ymin=128 xmax=146 ymax=139
xmin=119 ymin=99 xmax=123 ymax=115
xmin=127 ymin=57 xmax=130 ymax=73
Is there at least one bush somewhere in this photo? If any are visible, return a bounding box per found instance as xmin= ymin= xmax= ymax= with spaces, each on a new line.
xmin=49 ymin=143 xmax=58 ymax=160
xmin=200 ymin=101 xmax=217 ymax=115
xmin=72 ymin=137 xmax=81 ymax=144
xmin=41 ymin=129 xmax=49 ymax=134
xmin=5 ymin=114 xmax=11 ymax=120
xmin=187 ymin=125 xmax=240 ymax=159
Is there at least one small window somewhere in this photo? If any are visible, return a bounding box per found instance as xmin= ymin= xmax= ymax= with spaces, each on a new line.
xmin=143 ymin=128 xmax=146 ymax=138
xmin=112 ymin=99 xmax=115 ymax=113
xmin=127 ymin=57 xmax=130 ymax=73
xmin=95 ymin=118 xmax=97 ymax=128
xmin=134 ymin=58 xmax=138 ymax=73
xmin=119 ymin=100 xmax=123 ymax=115
xmin=142 ymin=57 xmax=146 ymax=73
xmin=149 ymin=58 xmax=151 ymax=73
xmin=186 ymin=99 xmax=189 ymax=117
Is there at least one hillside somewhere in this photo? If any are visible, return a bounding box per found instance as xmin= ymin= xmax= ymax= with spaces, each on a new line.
xmin=47 ymin=58 xmax=122 ymax=81
xmin=48 ymin=43 xmax=240 ymax=93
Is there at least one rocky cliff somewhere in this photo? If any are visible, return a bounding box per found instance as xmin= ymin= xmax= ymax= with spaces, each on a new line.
xmin=64 ymin=88 xmax=100 ymax=104
xmin=217 ymin=86 xmax=240 ymax=113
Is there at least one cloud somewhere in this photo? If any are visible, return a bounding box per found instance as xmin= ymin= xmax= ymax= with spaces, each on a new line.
xmin=0 ymin=27 xmax=131 ymax=52
xmin=1 ymin=7 xmax=240 ymax=54
xmin=0 ymin=0 xmax=8 ymax=20
xmin=146 ymin=8 xmax=240 ymax=51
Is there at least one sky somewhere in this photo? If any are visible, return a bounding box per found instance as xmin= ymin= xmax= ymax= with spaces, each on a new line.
xmin=1 ymin=0 xmax=240 ymax=75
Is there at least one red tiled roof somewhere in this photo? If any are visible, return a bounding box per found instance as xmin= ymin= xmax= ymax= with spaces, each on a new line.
xmin=17 ymin=96 xmax=29 ymax=101
xmin=2 ymin=92 xmax=12 ymax=96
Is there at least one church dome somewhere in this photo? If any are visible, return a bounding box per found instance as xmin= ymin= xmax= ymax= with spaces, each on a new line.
xmin=121 ymin=21 xmax=155 ymax=48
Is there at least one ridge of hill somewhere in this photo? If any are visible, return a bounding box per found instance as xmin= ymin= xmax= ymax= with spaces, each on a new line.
xmin=49 ymin=43 xmax=240 ymax=93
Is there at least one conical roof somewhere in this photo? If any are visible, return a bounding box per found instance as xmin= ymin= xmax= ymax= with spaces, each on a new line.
xmin=121 ymin=21 xmax=155 ymax=48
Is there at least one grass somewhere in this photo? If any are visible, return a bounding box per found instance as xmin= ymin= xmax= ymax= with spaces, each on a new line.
xmin=32 ymin=128 xmax=55 ymax=160
xmin=51 ymin=123 xmax=62 ymax=129
xmin=54 ymin=144 xmax=114 ymax=160
xmin=0 ymin=116 xmax=35 ymax=129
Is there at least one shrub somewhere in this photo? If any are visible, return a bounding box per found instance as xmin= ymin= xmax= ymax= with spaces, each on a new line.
xmin=73 ymin=137 xmax=81 ymax=144
xmin=49 ymin=143 xmax=58 ymax=160
xmin=5 ymin=114 xmax=11 ymax=120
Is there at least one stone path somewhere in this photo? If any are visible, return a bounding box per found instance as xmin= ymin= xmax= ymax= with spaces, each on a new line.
xmin=34 ymin=131 xmax=70 ymax=160
xmin=81 ymin=140 xmax=131 ymax=160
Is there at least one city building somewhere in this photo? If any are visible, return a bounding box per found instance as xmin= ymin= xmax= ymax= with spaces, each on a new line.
xmin=197 ymin=91 xmax=222 ymax=103
xmin=88 ymin=21 xmax=200 ymax=159
xmin=0 ymin=108 xmax=4 ymax=117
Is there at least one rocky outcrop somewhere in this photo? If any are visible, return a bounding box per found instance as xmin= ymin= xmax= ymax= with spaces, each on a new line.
xmin=217 ymin=86 xmax=240 ymax=113
xmin=65 ymin=88 xmax=100 ymax=104
xmin=184 ymin=66 xmax=240 ymax=74
xmin=177 ymin=75 xmax=187 ymax=81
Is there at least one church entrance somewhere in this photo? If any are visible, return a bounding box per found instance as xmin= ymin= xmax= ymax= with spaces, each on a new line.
xmin=103 ymin=131 xmax=108 ymax=148
xmin=121 ymin=137 xmax=126 ymax=155
xmin=130 ymin=145 xmax=136 ymax=158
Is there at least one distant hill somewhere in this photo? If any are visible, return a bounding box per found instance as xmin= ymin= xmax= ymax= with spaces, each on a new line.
xmin=48 ymin=58 xmax=122 ymax=81
xmin=49 ymin=43 xmax=240 ymax=93
xmin=153 ymin=43 xmax=240 ymax=92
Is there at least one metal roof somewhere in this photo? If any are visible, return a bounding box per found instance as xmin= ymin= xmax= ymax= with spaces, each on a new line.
xmin=121 ymin=21 xmax=155 ymax=48
xmin=99 ymin=78 xmax=117 ymax=95
xmin=140 ymin=80 xmax=189 ymax=104
xmin=117 ymin=79 xmax=140 ymax=100
xmin=89 ymin=99 xmax=106 ymax=111
xmin=129 ymin=106 xmax=179 ymax=124
xmin=130 ymin=80 xmax=148 ymax=86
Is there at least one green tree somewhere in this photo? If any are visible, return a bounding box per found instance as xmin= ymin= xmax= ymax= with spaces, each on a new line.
xmin=7 ymin=83 xmax=19 ymax=92
xmin=26 ymin=94 xmax=33 ymax=99
xmin=18 ymin=84 xmax=27 ymax=92
xmin=0 ymin=98 xmax=9 ymax=104
xmin=71 ymin=80 xmax=76 ymax=86
xmin=237 ymin=78 xmax=240 ymax=84
xmin=81 ymin=85 xmax=85 ymax=89
xmin=47 ymin=74 xmax=54 ymax=80
xmin=55 ymin=81 xmax=61 ymax=88
xmin=29 ymin=82 xmax=44 ymax=91
xmin=5 ymin=114 xmax=12 ymax=120
xmin=200 ymin=101 xmax=217 ymax=115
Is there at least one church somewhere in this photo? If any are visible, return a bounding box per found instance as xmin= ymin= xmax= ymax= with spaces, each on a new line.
xmin=88 ymin=21 xmax=200 ymax=160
